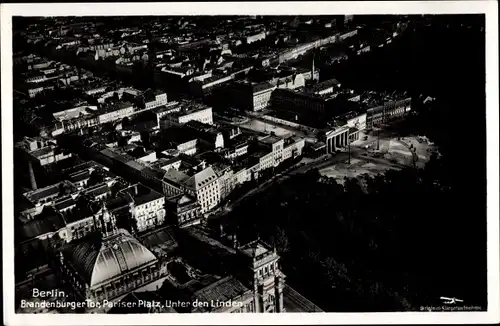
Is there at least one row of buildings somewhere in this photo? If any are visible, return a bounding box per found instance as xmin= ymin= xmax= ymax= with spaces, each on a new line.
xmin=15 ymin=55 xmax=93 ymax=98
xmin=17 ymin=160 xmax=166 ymax=246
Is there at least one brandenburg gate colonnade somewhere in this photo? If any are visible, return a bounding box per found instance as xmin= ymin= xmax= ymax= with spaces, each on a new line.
xmin=326 ymin=129 xmax=349 ymax=154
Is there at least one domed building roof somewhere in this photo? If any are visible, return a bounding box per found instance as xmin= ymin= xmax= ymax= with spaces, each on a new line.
xmin=67 ymin=228 xmax=157 ymax=288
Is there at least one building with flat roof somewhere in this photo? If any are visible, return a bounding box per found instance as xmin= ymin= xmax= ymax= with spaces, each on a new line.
xmin=184 ymin=121 xmax=225 ymax=151
xmin=305 ymin=78 xmax=342 ymax=96
xmin=23 ymin=180 xmax=78 ymax=208
xmin=16 ymin=136 xmax=73 ymax=167
xmin=258 ymin=135 xmax=285 ymax=169
xmin=162 ymin=103 xmax=213 ymax=126
xmin=156 ymin=127 xmax=199 ymax=156
xmin=216 ymin=80 xmax=277 ymax=112
xmin=271 ymin=88 xmax=337 ymax=115
xmin=365 ymin=94 xmax=411 ymax=128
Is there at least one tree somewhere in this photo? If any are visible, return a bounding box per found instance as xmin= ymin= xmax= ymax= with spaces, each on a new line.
xmin=122 ymin=117 xmax=130 ymax=129
xmin=273 ymin=227 xmax=290 ymax=254
xmin=115 ymin=211 xmax=138 ymax=234
xmin=136 ymin=95 xmax=146 ymax=110
xmin=88 ymin=170 xmax=105 ymax=187
xmin=140 ymin=131 xmax=151 ymax=148
xmin=58 ymin=182 xmax=71 ymax=196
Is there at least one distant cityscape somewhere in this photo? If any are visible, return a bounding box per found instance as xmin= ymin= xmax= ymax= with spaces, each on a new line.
xmin=12 ymin=14 xmax=487 ymax=314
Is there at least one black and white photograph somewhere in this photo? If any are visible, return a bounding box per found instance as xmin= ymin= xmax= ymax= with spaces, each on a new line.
xmin=2 ymin=1 xmax=499 ymax=325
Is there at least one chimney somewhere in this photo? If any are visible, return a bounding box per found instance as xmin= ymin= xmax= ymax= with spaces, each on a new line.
xmin=28 ymin=161 xmax=38 ymax=190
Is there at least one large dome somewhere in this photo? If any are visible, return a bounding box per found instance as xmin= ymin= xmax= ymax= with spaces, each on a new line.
xmin=69 ymin=229 xmax=157 ymax=288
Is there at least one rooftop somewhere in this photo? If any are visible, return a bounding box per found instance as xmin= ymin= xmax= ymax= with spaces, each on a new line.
xmin=157 ymin=127 xmax=198 ymax=147
xmin=151 ymin=157 xmax=182 ymax=170
xmin=172 ymin=102 xmax=212 ymax=116
xmin=63 ymin=228 xmax=157 ymax=287
xmin=21 ymin=207 xmax=66 ymax=240
xmin=62 ymin=160 xmax=99 ymax=175
xmin=152 ymin=101 xmax=181 ymax=114
xmin=83 ymin=182 xmax=110 ymax=198
xmin=120 ymin=184 xmax=163 ymax=206
xmin=184 ymin=121 xmax=220 ymax=136
xmin=53 ymin=196 xmax=76 ymax=212
xmin=69 ymin=170 xmax=91 ymax=183
xmin=60 ymin=201 xmax=96 ymax=224
xmin=258 ymin=134 xmax=283 ymax=146
xmin=184 ymin=166 xmax=219 ymax=191
xmin=23 ymin=181 xmax=77 ymax=204
xmin=139 ymin=226 xmax=178 ymax=257
xmin=235 ymin=80 xmax=275 ymax=94
xmin=192 ymin=276 xmax=250 ymax=310
xmin=307 ymin=78 xmax=341 ymax=93
xmin=105 ymin=194 xmax=133 ymax=212
xmin=238 ymin=239 xmax=274 ymax=258
xmin=163 ymin=168 xmax=190 ymax=185
xmin=166 ymin=193 xmax=198 ymax=209
xmin=30 ymin=146 xmax=55 ymax=158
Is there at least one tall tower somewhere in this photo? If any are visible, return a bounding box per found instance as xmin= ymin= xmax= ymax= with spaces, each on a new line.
xmin=311 ymin=53 xmax=316 ymax=83
xmin=28 ymin=161 xmax=37 ymax=190
xmin=99 ymin=202 xmax=116 ymax=237
xmin=238 ymin=240 xmax=286 ymax=313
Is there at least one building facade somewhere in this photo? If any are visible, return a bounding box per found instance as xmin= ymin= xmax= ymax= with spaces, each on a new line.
xmin=166 ymin=194 xmax=202 ymax=227
xmin=145 ymin=92 xmax=168 ymax=110
xmin=271 ymin=89 xmax=328 ymax=115
xmin=366 ymin=97 xmax=411 ymax=128
xmin=189 ymin=167 xmax=221 ymax=214
xmin=118 ymin=184 xmax=166 ymax=232
xmin=236 ymin=240 xmax=286 ymax=313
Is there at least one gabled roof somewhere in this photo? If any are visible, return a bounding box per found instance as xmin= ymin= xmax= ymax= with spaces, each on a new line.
xmin=184 ymin=166 xmax=218 ymax=191
xmin=163 ymin=168 xmax=190 ymax=185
